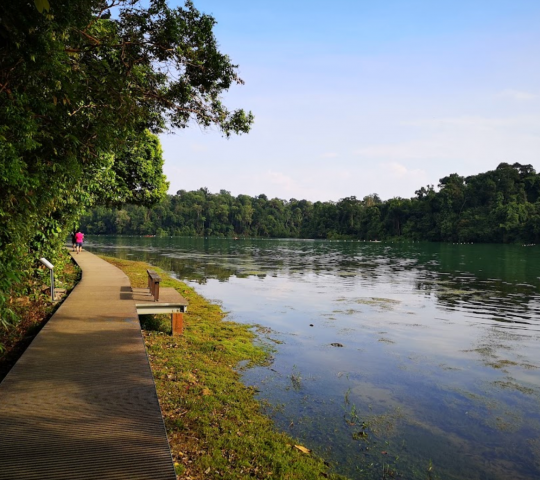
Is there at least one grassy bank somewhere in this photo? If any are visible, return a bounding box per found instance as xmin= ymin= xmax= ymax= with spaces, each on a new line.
xmin=100 ymin=256 xmax=348 ymax=480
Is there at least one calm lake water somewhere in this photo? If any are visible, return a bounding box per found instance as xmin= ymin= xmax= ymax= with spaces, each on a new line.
xmin=85 ymin=236 xmax=540 ymax=480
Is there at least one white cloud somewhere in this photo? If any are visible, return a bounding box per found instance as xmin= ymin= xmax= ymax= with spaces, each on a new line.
xmin=239 ymin=166 xmax=430 ymax=202
xmin=354 ymin=115 xmax=540 ymax=168
xmin=387 ymin=162 xmax=407 ymax=176
xmin=382 ymin=162 xmax=426 ymax=180
xmin=378 ymin=163 xmax=429 ymax=196
xmin=265 ymin=171 xmax=296 ymax=190
xmin=404 ymin=116 xmax=521 ymax=130
xmin=497 ymin=89 xmax=537 ymax=101
xmin=164 ymin=161 xmax=429 ymax=202
xmin=226 ymin=168 xmax=354 ymax=201
xmin=319 ymin=152 xmax=339 ymax=158
xmin=354 ymin=140 xmax=444 ymax=160
xmin=251 ymin=170 xmax=339 ymax=200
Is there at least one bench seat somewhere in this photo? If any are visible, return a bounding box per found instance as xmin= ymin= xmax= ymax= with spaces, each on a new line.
xmin=132 ymin=286 xmax=188 ymax=335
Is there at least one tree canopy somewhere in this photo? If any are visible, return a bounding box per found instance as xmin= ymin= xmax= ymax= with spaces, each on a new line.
xmin=0 ymin=0 xmax=253 ymax=331
xmin=82 ymin=163 xmax=540 ymax=244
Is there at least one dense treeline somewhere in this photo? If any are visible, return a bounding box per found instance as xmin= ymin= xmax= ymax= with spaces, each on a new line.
xmin=81 ymin=163 xmax=540 ymax=243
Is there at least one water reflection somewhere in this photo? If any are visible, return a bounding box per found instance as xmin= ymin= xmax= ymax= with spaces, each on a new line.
xmin=86 ymin=236 xmax=540 ymax=480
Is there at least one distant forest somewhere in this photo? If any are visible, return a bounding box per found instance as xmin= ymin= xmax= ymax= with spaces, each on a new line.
xmin=81 ymin=163 xmax=540 ymax=243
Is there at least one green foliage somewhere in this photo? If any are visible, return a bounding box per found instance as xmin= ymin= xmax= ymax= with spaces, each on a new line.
xmin=93 ymin=130 xmax=170 ymax=207
xmin=82 ymin=163 xmax=540 ymax=244
xmin=34 ymin=0 xmax=51 ymax=14
xmin=0 ymin=1 xmax=253 ymax=335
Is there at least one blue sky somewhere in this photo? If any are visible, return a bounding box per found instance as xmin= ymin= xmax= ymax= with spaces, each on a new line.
xmin=161 ymin=0 xmax=540 ymax=202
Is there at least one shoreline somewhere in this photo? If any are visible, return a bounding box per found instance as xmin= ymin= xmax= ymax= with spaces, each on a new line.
xmin=100 ymin=255 xmax=348 ymax=480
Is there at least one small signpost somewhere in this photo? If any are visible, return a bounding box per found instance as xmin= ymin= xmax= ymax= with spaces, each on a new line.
xmin=40 ymin=257 xmax=54 ymax=301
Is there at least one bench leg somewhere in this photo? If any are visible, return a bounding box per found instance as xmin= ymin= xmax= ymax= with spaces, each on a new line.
xmin=172 ymin=312 xmax=184 ymax=335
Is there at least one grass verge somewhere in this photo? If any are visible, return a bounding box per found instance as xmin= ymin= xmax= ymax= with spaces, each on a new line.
xmin=99 ymin=255 xmax=348 ymax=480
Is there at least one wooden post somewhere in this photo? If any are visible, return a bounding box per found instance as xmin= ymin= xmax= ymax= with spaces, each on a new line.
xmin=172 ymin=312 xmax=184 ymax=335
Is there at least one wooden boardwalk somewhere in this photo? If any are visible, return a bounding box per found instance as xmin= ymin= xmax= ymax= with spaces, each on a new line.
xmin=0 ymin=251 xmax=176 ymax=480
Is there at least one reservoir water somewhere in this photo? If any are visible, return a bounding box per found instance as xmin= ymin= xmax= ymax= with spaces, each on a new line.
xmin=86 ymin=236 xmax=540 ymax=480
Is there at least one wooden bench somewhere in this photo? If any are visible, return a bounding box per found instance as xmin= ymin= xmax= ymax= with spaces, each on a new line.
xmin=147 ymin=269 xmax=161 ymax=301
xmin=132 ymin=271 xmax=189 ymax=335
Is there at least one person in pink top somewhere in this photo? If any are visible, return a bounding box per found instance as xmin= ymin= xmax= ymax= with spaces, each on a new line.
xmin=75 ymin=230 xmax=84 ymax=254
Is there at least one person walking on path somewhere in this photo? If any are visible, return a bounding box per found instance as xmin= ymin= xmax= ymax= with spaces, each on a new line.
xmin=75 ymin=230 xmax=84 ymax=254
